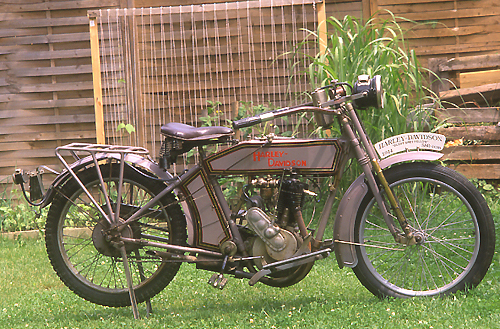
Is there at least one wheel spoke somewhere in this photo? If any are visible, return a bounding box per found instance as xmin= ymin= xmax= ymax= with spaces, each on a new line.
xmin=45 ymin=164 xmax=185 ymax=306
xmin=354 ymin=164 xmax=490 ymax=297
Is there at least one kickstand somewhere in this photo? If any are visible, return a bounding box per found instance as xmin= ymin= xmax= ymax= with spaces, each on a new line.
xmin=135 ymin=250 xmax=153 ymax=318
xmin=120 ymin=245 xmax=140 ymax=319
xmin=145 ymin=299 xmax=153 ymax=317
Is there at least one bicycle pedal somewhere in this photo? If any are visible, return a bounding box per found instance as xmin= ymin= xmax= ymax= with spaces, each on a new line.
xmin=208 ymin=273 xmax=228 ymax=290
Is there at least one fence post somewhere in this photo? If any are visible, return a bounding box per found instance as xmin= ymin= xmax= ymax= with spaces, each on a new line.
xmin=363 ymin=0 xmax=378 ymax=21
xmin=317 ymin=0 xmax=327 ymax=56
xmin=89 ymin=12 xmax=106 ymax=145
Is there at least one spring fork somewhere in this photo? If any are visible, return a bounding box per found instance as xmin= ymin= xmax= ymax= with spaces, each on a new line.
xmin=343 ymin=103 xmax=414 ymax=242
xmin=370 ymin=159 xmax=414 ymax=241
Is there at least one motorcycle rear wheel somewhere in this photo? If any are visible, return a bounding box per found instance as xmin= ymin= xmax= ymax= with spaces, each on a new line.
xmin=45 ymin=163 xmax=186 ymax=307
xmin=353 ymin=162 xmax=495 ymax=298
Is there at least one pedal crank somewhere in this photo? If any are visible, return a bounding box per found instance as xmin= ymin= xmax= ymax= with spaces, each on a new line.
xmin=207 ymin=255 xmax=229 ymax=290
xmin=208 ymin=273 xmax=228 ymax=290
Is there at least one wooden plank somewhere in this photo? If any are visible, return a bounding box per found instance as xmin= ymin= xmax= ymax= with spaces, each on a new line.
xmin=378 ymin=6 xmax=500 ymax=22
xmin=0 ymin=28 xmax=48 ymax=38
xmin=0 ymin=113 xmax=96 ymax=127
xmin=16 ymin=81 xmax=93 ymax=93
xmin=435 ymin=108 xmax=500 ymax=124
xmin=460 ymin=69 xmax=500 ymax=89
xmin=1 ymin=97 xmax=94 ymax=111
xmin=0 ymin=148 xmax=62 ymax=160
xmin=0 ymin=108 xmax=86 ymax=119
xmin=379 ymin=0 xmax=455 ymax=4
xmin=7 ymin=49 xmax=91 ymax=61
xmin=0 ymin=32 xmax=90 ymax=46
xmin=457 ymin=0 xmax=500 ymax=10
xmin=437 ymin=54 xmax=500 ymax=72
xmin=88 ymin=1 xmax=318 ymax=18
xmin=405 ymin=25 xmax=485 ymax=39
xmin=0 ymin=0 xmax=120 ymax=13
xmin=9 ymin=65 xmax=92 ymax=77
xmin=0 ymin=130 xmax=96 ymax=143
xmin=447 ymin=163 xmax=500 ymax=180
xmin=89 ymin=14 xmax=106 ymax=144
xmin=439 ymin=83 xmax=500 ymax=107
xmin=438 ymin=125 xmax=500 ymax=141
xmin=442 ymin=145 xmax=500 ymax=161
xmin=413 ymin=43 xmax=500 ymax=57
xmin=0 ymin=122 xmax=96 ymax=135
xmin=0 ymin=16 xmax=88 ymax=29
xmin=381 ymin=1 xmax=455 ymax=14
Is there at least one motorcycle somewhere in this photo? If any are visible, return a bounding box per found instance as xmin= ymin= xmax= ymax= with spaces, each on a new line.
xmin=14 ymin=75 xmax=495 ymax=318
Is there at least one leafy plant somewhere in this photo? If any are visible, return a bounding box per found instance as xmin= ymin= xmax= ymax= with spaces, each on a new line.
xmin=200 ymin=100 xmax=223 ymax=127
xmin=0 ymin=193 xmax=45 ymax=233
xmin=116 ymin=122 xmax=136 ymax=135
xmin=301 ymin=12 xmax=434 ymax=141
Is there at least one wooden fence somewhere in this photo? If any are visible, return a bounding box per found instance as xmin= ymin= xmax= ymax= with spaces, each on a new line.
xmin=1 ymin=0 xmax=364 ymax=195
xmin=1 ymin=0 xmax=500 ymax=198
xmin=0 ymin=0 xmax=121 ymax=197
xmin=375 ymin=0 xmax=500 ymax=68
xmin=431 ymin=53 xmax=500 ymax=179
xmin=90 ymin=1 xmax=322 ymax=161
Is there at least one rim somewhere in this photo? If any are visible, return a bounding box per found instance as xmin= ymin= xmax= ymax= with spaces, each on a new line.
xmin=55 ymin=175 xmax=171 ymax=293
xmin=358 ymin=176 xmax=480 ymax=296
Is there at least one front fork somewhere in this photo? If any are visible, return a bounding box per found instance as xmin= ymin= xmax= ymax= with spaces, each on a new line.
xmin=341 ymin=103 xmax=417 ymax=245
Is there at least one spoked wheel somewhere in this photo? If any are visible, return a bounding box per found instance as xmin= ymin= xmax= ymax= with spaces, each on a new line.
xmin=353 ymin=162 xmax=495 ymax=298
xmin=45 ymin=163 xmax=186 ymax=307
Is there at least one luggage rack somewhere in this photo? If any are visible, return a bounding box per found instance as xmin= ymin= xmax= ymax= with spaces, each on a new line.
xmin=56 ymin=142 xmax=150 ymax=159
xmin=55 ymin=143 xmax=151 ymax=227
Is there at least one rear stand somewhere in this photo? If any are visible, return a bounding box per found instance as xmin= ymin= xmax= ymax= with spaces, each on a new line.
xmin=120 ymin=246 xmax=153 ymax=319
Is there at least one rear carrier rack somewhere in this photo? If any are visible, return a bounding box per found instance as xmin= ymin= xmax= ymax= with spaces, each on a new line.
xmin=13 ymin=143 xmax=150 ymax=208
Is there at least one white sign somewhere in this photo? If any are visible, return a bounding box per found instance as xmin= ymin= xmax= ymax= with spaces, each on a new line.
xmin=374 ymin=132 xmax=445 ymax=159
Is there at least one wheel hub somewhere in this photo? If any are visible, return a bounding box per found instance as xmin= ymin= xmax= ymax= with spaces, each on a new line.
xmin=92 ymin=220 xmax=134 ymax=257
xmin=412 ymin=231 xmax=426 ymax=245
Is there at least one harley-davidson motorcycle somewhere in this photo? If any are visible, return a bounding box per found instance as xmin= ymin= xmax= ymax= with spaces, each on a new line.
xmin=14 ymin=75 xmax=495 ymax=318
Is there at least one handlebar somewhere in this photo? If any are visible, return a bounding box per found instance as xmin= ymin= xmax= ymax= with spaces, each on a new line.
xmin=231 ymin=93 xmax=361 ymax=130
xmin=232 ymin=75 xmax=383 ymax=130
xmin=232 ymin=103 xmax=322 ymax=130
xmin=232 ymin=116 xmax=263 ymax=129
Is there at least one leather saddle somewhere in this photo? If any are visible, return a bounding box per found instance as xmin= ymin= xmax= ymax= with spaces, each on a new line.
xmin=159 ymin=122 xmax=234 ymax=168
xmin=161 ymin=122 xmax=233 ymax=143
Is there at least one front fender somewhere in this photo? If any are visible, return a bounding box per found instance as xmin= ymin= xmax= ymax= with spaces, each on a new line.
xmin=333 ymin=151 xmax=443 ymax=268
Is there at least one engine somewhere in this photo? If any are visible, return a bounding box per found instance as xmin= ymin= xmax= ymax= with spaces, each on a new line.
xmin=243 ymin=174 xmax=311 ymax=267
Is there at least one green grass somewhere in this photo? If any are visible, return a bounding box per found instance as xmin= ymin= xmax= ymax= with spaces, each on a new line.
xmin=1 ymin=235 xmax=499 ymax=329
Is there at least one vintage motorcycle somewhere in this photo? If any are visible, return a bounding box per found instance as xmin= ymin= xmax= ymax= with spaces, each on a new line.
xmin=14 ymin=75 xmax=495 ymax=318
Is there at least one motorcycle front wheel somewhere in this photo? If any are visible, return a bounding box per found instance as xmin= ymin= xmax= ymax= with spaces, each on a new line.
xmin=45 ymin=162 xmax=187 ymax=307
xmin=353 ymin=162 xmax=495 ymax=298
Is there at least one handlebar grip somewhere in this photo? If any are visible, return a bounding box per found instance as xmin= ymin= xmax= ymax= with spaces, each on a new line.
xmin=232 ymin=116 xmax=262 ymax=129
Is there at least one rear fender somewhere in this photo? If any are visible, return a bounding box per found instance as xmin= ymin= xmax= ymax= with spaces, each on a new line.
xmin=333 ymin=151 xmax=443 ymax=268
xmin=45 ymin=154 xmax=195 ymax=245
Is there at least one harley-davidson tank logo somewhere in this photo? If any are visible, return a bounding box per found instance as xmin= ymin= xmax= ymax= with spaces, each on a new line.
xmin=253 ymin=151 xmax=307 ymax=167
xmin=205 ymin=139 xmax=344 ymax=174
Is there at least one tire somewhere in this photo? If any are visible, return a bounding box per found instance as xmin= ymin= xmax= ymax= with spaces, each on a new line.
xmin=352 ymin=162 xmax=495 ymax=298
xmin=45 ymin=163 xmax=187 ymax=307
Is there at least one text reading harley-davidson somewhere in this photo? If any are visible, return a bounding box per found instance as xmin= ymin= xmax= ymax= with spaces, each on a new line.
xmin=253 ymin=151 xmax=307 ymax=167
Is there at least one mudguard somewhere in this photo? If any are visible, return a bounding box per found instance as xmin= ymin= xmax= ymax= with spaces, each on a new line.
xmin=43 ymin=153 xmax=195 ymax=245
xmin=333 ymin=151 xmax=443 ymax=268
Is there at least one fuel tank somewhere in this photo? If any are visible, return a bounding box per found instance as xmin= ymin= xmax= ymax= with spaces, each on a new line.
xmin=205 ymin=138 xmax=347 ymax=175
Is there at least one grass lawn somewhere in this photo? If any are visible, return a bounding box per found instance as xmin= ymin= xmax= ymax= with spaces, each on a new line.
xmin=1 ymin=233 xmax=499 ymax=329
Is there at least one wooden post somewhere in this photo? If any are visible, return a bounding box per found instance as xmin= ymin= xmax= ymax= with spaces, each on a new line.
xmin=317 ymin=0 xmax=327 ymax=56
xmin=362 ymin=0 xmax=378 ymax=21
xmin=89 ymin=13 xmax=106 ymax=144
